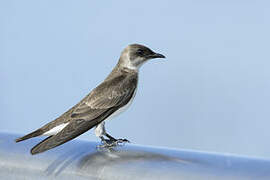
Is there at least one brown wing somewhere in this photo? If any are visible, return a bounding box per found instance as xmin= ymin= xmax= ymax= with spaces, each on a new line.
xmin=71 ymin=73 xmax=137 ymax=119
xmin=31 ymin=72 xmax=138 ymax=154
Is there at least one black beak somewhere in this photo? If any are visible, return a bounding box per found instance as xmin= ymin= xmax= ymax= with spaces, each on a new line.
xmin=148 ymin=53 xmax=166 ymax=59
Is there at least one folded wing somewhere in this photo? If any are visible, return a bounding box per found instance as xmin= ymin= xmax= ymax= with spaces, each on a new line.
xmin=31 ymin=72 xmax=137 ymax=154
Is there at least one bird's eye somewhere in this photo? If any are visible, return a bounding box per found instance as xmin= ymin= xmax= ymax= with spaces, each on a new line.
xmin=137 ymin=49 xmax=144 ymax=55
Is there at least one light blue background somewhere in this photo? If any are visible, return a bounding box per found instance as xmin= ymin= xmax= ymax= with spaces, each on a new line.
xmin=1 ymin=1 xmax=270 ymax=158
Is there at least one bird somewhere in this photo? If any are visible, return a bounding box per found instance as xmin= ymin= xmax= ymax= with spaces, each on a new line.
xmin=15 ymin=44 xmax=165 ymax=155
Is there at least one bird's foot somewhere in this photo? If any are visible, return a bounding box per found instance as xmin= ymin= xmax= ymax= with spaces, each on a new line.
xmin=97 ymin=137 xmax=130 ymax=149
xmin=105 ymin=133 xmax=129 ymax=145
xmin=116 ymin=138 xmax=130 ymax=143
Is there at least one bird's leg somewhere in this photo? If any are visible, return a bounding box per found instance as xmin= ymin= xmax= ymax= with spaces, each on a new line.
xmin=105 ymin=133 xmax=130 ymax=143
xmin=96 ymin=122 xmax=111 ymax=145
xmin=97 ymin=136 xmax=112 ymax=149
xmin=95 ymin=122 xmax=129 ymax=148
xmin=104 ymin=133 xmax=117 ymax=141
xmin=99 ymin=136 xmax=108 ymax=143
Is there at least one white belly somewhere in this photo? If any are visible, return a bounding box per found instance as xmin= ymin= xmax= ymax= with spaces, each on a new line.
xmin=106 ymin=88 xmax=137 ymax=121
xmin=95 ymin=88 xmax=137 ymax=137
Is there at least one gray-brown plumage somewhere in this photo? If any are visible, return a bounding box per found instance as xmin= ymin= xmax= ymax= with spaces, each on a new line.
xmin=15 ymin=44 xmax=165 ymax=155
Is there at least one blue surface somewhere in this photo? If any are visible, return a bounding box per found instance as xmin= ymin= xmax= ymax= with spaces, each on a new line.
xmin=1 ymin=133 xmax=270 ymax=180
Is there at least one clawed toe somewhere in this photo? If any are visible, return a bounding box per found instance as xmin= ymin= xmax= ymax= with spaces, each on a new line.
xmin=98 ymin=137 xmax=129 ymax=149
xmin=117 ymin=138 xmax=130 ymax=143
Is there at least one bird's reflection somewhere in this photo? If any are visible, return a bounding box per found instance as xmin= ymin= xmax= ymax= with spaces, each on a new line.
xmin=45 ymin=142 xmax=189 ymax=177
xmin=77 ymin=146 xmax=190 ymax=176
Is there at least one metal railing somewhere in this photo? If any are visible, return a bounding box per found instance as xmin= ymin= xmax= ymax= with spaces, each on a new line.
xmin=0 ymin=132 xmax=269 ymax=180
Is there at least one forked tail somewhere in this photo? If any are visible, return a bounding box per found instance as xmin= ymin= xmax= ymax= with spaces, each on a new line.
xmin=15 ymin=129 xmax=44 ymax=142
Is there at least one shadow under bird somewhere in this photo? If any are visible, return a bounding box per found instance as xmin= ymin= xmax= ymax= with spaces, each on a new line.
xmin=15 ymin=44 xmax=165 ymax=155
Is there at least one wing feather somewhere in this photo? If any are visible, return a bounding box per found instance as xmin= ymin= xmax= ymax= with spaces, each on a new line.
xmin=71 ymin=73 xmax=137 ymax=119
xmin=31 ymin=118 xmax=97 ymax=154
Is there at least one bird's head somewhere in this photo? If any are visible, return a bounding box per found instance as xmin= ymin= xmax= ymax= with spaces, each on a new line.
xmin=119 ymin=44 xmax=165 ymax=71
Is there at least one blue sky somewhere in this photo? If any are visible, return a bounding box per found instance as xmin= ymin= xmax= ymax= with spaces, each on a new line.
xmin=1 ymin=0 xmax=270 ymax=158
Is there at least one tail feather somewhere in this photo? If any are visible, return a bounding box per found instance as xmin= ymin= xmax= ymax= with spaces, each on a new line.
xmin=15 ymin=129 xmax=44 ymax=142
xmin=30 ymin=119 xmax=99 ymax=155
